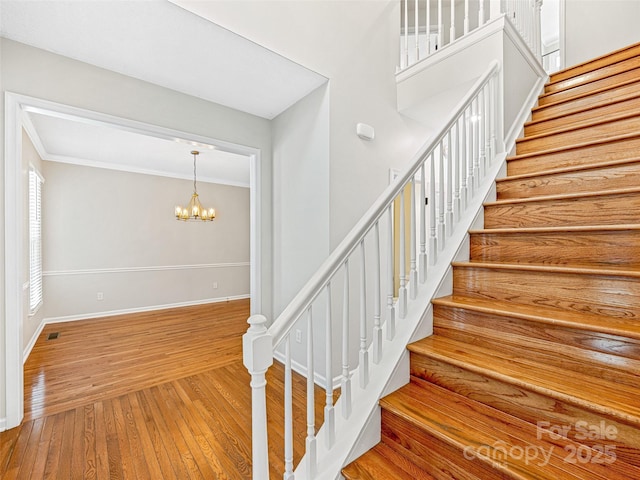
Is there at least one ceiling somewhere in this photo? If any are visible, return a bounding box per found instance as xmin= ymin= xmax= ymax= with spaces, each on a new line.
xmin=24 ymin=110 xmax=251 ymax=187
xmin=1 ymin=0 xmax=327 ymax=185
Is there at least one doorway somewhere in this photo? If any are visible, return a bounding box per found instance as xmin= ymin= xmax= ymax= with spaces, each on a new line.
xmin=3 ymin=93 xmax=262 ymax=430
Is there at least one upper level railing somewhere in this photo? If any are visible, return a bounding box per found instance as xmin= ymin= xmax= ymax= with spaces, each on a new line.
xmin=244 ymin=60 xmax=502 ymax=479
xmin=400 ymin=0 xmax=542 ymax=70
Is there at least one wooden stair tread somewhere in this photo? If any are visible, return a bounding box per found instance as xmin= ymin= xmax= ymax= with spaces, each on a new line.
xmin=532 ymin=79 xmax=640 ymax=124
xmin=525 ymin=91 xmax=640 ymax=129
xmin=536 ymin=73 xmax=640 ymax=109
xmin=407 ymin=336 xmax=640 ymax=426
xmin=544 ymin=56 xmax=640 ymax=95
xmin=382 ymin=381 xmax=639 ymax=480
xmin=432 ymin=313 xmax=640 ymax=387
xmin=548 ymin=41 xmax=640 ymax=84
xmin=469 ymin=224 xmax=640 ymax=234
xmin=497 ymin=157 xmax=640 ymax=183
xmin=517 ymin=110 xmax=640 ymax=145
xmin=432 ymin=295 xmax=640 ymax=340
xmin=538 ymin=66 xmax=640 ymax=103
xmin=484 ymin=185 xmax=640 ymax=206
xmin=451 ymin=260 xmax=640 ymax=278
xmin=342 ymin=443 xmax=434 ymax=480
xmin=506 ymin=131 xmax=640 ymax=163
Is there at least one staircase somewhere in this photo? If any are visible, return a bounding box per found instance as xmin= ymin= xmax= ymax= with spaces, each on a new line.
xmin=343 ymin=43 xmax=640 ymax=479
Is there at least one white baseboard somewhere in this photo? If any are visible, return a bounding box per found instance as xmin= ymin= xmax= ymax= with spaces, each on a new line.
xmin=42 ymin=294 xmax=250 ymax=325
xmin=23 ymin=318 xmax=46 ymax=364
xmin=0 ymin=417 xmax=6 ymax=432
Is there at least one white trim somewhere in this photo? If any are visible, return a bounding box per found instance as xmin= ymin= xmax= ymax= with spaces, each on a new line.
xmin=43 ymin=262 xmax=250 ymax=277
xmin=505 ymin=76 xmax=547 ymax=151
xmin=559 ymin=0 xmax=566 ymax=71
xmin=23 ymin=318 xmax=46 ymax=364
xmin=0 ymin=417 xmax=6 ymax=432
xmin=4 ymin=92 xmax=25 ymax=429
xmin=250 ymin=150 xmax=261 ymax=315
xmin=43 ymin=295 xmax=250 ymax=325
xmin=3 ymin=92 xmax=262 ymax=430
xmin=502 ymin=14 xmax=547 ymax=78
xmin=41 ymin=153 xmax=251 ymax=188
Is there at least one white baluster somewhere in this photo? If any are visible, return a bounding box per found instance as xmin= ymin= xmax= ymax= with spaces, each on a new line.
xmin=409 ymin=178 xmax=418 ymax=299
xmin=478 ymin=0 xmax=485 ymax=26
xmin=419 ymin=163 xmax=427 ymax=283
xmin=284 ymin=336 xmax=294 ymax=480
xmin=453 ymin=122 xmax=461 ymax=223
xmin=535 ymin=0 xmax=543 ymax=60
xmin=428 ymin=153 xmax=437 ymax=265
xmin=445 ymin=133 xmax=454 ymax=237
xmin=479 ymin=89 xmax=486 ymax=179
xmin=460 ymin=113 xmax=468 ymax=209
xmin=386 ymin=206 xmax=396 ymax=340
xmin=466 ymin=107 xmax=475 ymax=198
xmin=437 ymin=0 xmax=443 ymax=50
xmin=437 ymin=142 xmax=445 ymax=248
xmin=450 ymin=0 xmax=456 ymax=43
xmin=426 ymin=0 xmax=431 ymax=54
xmin=323 ymin=284 xmax=335 ymax=450
xmin=472 ymin=97 xmax=480 ymax=190
xmin=464 ymin=0 xmax=469 ymax=35
xmin=490 ymin=75 xmax=498 ymax=156
xmin=484 ymin=83 xmax=491 ymax=168
xmin=415 ymin=0 xmax=420 ymax=61
xmin=404 ymin=0 xmax=409 ymax=67
xmin=373 ymin=222 xmax=383 ymax=363
xmin=489 ymin=0 xmax=501 ymax=19
xmin=359 ymin=241 xmax=369 ymax=387
xmin=398 ymin=190 xmax=408 ymax=318
xmin=306 ymin=307 xmax=316 ymax=479
xmin=242 ymin=314 xmax=273 ymax=480
xmin=341 ymin=261 xmax=352 ymax=419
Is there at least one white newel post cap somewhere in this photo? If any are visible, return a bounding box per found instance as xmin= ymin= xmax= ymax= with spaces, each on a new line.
xmin=243 ymin=314 xmax=274 ymax=373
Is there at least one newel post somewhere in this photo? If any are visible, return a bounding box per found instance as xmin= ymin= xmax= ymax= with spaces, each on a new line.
xmin=489 ymin=0 xmax=501 ymax=19
xmin=243 ymin=314 xmax=274 ymax=480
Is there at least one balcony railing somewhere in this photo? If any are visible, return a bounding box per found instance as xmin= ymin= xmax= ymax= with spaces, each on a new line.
xmin=400 ymin=0 xmax=542 ymax=70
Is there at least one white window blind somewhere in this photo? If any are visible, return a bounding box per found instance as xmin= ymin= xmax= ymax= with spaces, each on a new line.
xmin=29 ymin=167 xmax=43 ymax=314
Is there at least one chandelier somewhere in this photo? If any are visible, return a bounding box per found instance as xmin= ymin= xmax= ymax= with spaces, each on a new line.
xmin=174 ymin=150 xmax=216 ymax=221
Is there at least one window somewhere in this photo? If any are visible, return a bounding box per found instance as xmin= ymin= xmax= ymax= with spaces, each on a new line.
xmin=29 ymin=167 xmax=44 ymax=314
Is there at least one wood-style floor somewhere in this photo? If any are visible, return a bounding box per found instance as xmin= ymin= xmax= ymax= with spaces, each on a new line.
xmin=1 ymin=299 xmax=324 ymax=479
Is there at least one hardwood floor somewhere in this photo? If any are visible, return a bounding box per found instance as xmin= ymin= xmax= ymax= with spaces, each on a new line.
xmin=1 ymin=300 xmax=326 ymax=479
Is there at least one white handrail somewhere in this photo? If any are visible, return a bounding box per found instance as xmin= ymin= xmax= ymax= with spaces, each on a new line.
xmin=244 ymin=60 xmax=501 ymax=479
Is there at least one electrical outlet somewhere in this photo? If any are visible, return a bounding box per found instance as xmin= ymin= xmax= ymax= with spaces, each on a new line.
xmin=97 ymin=292 xmax=104 ymax=301
xmin=295 ymin=329 xmax=302 ymax=343
xmin=213 ymin=282 xmax=218 ymax=289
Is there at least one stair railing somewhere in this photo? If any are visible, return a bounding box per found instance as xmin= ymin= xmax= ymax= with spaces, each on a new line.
xmin=244 ymin=60 xmax=501 ymax=479
xmin=400 ymin=0 xmax=542 ymax=70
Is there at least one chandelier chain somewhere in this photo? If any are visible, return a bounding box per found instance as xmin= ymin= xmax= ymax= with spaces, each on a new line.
xmin=193 ymin=153 xmax=198 ymax=194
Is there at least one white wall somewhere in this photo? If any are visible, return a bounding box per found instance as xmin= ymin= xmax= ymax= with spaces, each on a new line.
xmin=0 ymin=37 xmax=272 ymax=427
xmin=174 ymin=0 xmax=431 ymax=328
xmin=272 ymin=84 xmax=330 ymax=317
xmin=563 ymin=0 xmax=640 ymax=67
xmin=174 ymin=0 xmax=430 ymax=245
xmin=40 ymin=161 xmax=249 ymax=321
